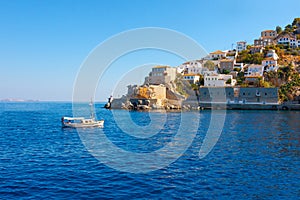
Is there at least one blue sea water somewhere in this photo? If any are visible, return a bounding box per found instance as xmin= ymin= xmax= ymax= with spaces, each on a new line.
xmin=0 ymin=102 xmax=299 ymax=199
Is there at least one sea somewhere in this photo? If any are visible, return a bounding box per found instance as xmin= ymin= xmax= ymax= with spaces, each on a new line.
xmin=0 ymin=102 xmax=299 ymax=199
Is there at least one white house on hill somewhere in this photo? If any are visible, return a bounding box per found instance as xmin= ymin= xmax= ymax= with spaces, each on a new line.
xmin=183 ymin=74 xmax=200 ymax=84
xmin=209 ymin=50 xmax=227 ymax=60
xmin=276 ymin=32 xmax=299 ymax=47
xmin=204 ymin=73 xmax=236 ymax=87
xmin=177 ymin=60 xmax=204 ymax=74
xmin=262 ymin=49 xmax=279 ymax=72
xmin=266 ymin=49 xmax=279 ymax=60
xmin=244 ymin=64 xmax=264 ymax=84
xmin=262 ymin=57 xmax=278 ymax=72
xmin=245 ymin=64 xmax=264 ymax=77
xmin=236 ymin=41 xmax=247 ymax=52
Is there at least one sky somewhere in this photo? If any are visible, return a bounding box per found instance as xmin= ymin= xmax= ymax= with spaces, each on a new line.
xmin=0 ymin=0 xmax=299 ymax=101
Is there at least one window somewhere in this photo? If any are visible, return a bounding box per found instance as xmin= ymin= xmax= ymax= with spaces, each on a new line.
xmin=243 ymin=92 xmax=245 ymax=95
xmin=265 ymin=93 xmax=267 ymax=96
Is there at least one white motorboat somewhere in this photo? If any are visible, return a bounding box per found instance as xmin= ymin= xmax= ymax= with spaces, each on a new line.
xmin=61 ymin=117 xmax=104 ymax=128
xmin=62 ymin=100 xmax=104 ymax=128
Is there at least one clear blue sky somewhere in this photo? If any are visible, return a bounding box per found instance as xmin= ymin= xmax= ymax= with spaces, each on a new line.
xmin=0 ymin=0 xmax=299 ymax=101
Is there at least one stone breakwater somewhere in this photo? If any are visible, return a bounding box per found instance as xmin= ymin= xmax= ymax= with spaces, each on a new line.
xmin=109 ymin=97 xmax=300 ymax=111
xmin=107 ymin=86 xmax=300 ymax=111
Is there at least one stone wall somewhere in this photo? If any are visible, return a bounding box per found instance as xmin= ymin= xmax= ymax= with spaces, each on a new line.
xmin=199 ymin=87 xmax=234 ymax=102
xmin=199 ymin=87 xmax=279 ymax=103
xmin=237 ymin=87 xmax=278 ymax=103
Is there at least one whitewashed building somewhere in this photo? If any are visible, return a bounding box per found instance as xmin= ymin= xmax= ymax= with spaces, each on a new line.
xmin=177 ymin=60 xmax=212 ymax=75
xmin=236 ymin=41 xmax=247 ymax=52
xmin=245 ymin=64 xmax=264 ymax=77
xmin=262 ymin=49 xmax=279 ymax=72
xmin=183 ymin=74 xmax=200 ymax=84
xmin=266 ymin=49 xmax=279 ymax=60
xmin=209 ymin=50 xmax=227 ymax=60
xmin=204 ymin=74 xmax=236 ymax=87
xmin=276 ymin=33 xmax=297 ymax=47
xmin=177 ymin=60 xmax=204 ymax=74
xmin=244 ymin=64 xmax=264 ymax=84
xmin=262 ymin=57 xmax=278 ymax=72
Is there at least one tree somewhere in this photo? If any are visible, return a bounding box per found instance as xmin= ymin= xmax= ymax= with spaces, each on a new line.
xmin=226 ymin=78 xmax=232 ymax=84
xmin=276 ymin=26 xmax=282 ymax=34
xmin=191 ymin=83 xmax=199 ymax=91
xmin=262 ymin=81 xmax=272 ymax=88
xmin=252 ymin=53 xmax=264 ymax=64
xmin=204 ymin=60 xmax=215 ymax=71
xmin=284 ymin=24 xmax=293 ymax=33
xmin=197 ymin=74 xmax=204 ymax=86
xmin=236 ymin=71 xmax=245 ymax=85
xmin=279 ymin=72 xmax=300 ymax=102
xmin=292 ymin=18 xmax=300 ymax=26
xmin=222 ymin=69 xmax=230 ymax=74
xmin=264 ymin=71 xmax=279 ymax=86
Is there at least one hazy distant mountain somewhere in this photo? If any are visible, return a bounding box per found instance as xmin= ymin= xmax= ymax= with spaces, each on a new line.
xmin=0 ymin=98 xmax=39 ymax=102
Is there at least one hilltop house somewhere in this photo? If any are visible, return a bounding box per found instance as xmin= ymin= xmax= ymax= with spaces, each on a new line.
xmin=209 ymin=50 xmax=227 ymax=60
xmin=236 ymin=41 xmax=247 ymax=52
xmin=261 ymin=30 xmax=277 ymax=39
xmin=254 ymin=30 xmax=277 ymax=47
xmin=276 ymin=32 xmax=299 ymax=47
xmin=147 ymin=66 xmax=177 ymax=85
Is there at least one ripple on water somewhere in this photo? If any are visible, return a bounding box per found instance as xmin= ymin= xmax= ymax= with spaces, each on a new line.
xmin=0 ymin=104 xmax=299 ymax=199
